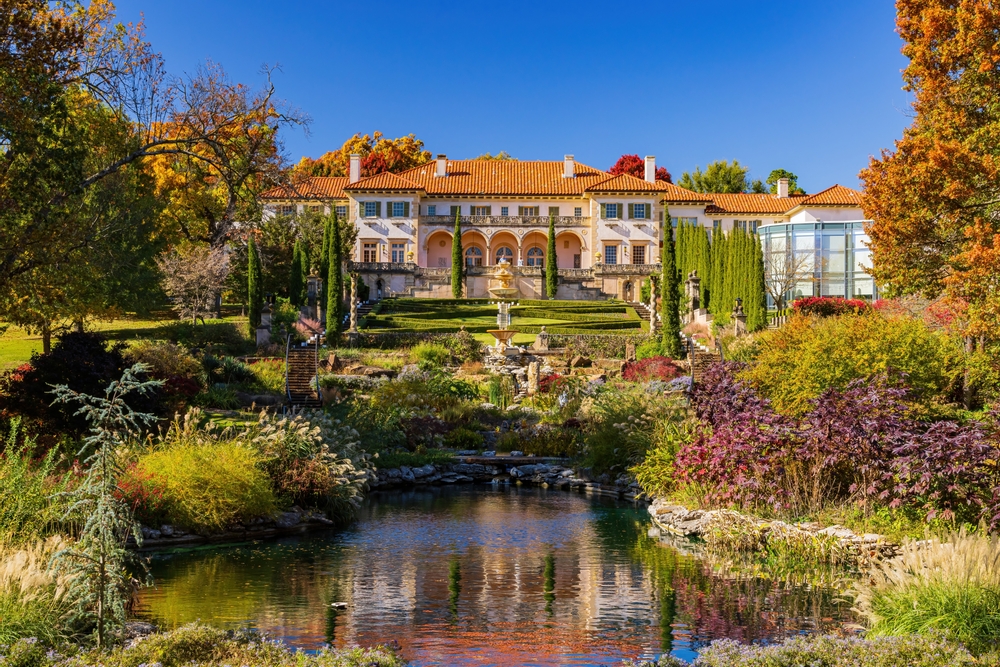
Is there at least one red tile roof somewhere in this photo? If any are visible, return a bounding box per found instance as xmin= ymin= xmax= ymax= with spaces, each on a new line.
xmin=800 ymin=184 xmax=864 ymax=206
xmin=386 ymin=160 xmax=609 ymax=196
xmin=260 ymin=176 xmax=349 ymax=200
xmin=344 ymin=171 xmax=423 ymax=191
xmin=655 ymin=181 xmax=714 ymax=203
xmin=584 ymin=173 xmax=707 ymax=199
xmin=704 ymin=193 xmax=809 ymax=215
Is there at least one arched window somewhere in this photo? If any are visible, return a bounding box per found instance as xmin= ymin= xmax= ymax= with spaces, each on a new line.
xmin=465 ymin=246 xmax=483 ymax=267
xmin=526 ymin=247 xmax=544 ymax=267
xmin=494 ymin=246 xmax=514 ymax=264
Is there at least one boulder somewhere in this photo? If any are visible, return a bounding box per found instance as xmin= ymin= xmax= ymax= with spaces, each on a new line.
xmin=275 ymin=511 xmax=301 ymax=529
xmin=569 ymin=355 xmax=592 ymax=368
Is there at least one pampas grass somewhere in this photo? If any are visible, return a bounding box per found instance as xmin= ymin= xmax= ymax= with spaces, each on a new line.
xmin=0 ymin=536 xmax=75 ymax=644
xmin=853 ymin=528 xmax=1000 ymax=655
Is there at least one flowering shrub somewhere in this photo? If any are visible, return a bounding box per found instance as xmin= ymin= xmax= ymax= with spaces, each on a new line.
xmin=623 ymin=356 xmax=682 ymax=383
xmin=117 ymin=464 xmax=169 ymax=526
xmin=539 ymin=373 xmax=566 ymax=393
xmin=793 ymin=296 xmax=872 ymax=317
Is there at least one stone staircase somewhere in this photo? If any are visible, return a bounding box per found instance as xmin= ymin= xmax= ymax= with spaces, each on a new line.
xmin=285 ymin=345 xmax=322 ymax=409
xmin=689 ymin=339 xmax=721 ymax=384
xmin=629 ymin=302 xmax=652 ymax=321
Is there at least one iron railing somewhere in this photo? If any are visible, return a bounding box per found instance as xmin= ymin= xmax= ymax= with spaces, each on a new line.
xmin=419 ymin=215 xmax=589 ymax=227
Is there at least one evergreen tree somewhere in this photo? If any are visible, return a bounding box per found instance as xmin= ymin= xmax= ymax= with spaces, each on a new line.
xmin=661 ymin=211 xmax=683 ymax=358
xmin=697 ymin=225 xmax=712 ymax=309
xmin=50 ymin=366 xmax=161 ymax=648
xmin=319 ymin=215 xmax=332 ymax=308
xmin=709 ymin=231 xmax=727 ymax=320
xmin=289 ymin=240 xmax=303 ymax=307
xmin=746 ymin=232 xmax=767 ymax=330
xmin=247 ymin=236 xmax=262 ymax=334
xmin=545 ymin=212 xmax=558 ymax=298
xmin=327 ymin=210 xmax=344 ymax=335
xmin=451 ymin=208 xmax=463 ymax=298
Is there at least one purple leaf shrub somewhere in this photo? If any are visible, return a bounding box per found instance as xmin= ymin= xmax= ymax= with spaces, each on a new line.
xmin=678 ymin=362 xmax=1000 ymax=525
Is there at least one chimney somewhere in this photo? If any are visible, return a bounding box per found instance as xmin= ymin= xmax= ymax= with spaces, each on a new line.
xmin=777 ymin=177 xmax=789 ymax=198
xmin=349 ymin=154 xmax=361 ymax=184
xmin=644 ymin=155 xmax=656 ymax=183
xmin=563 ymin=155 xmax=575 ymax=178
xmin=435 ymin=154 xmax=447 ymax=177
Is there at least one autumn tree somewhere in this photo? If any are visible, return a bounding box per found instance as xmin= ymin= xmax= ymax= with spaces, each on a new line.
xmin=292 ymin=132 xmax=430 ymax=178
xmin=156 ymin=246 xmax=229 ymax=324
xmin=860 ymin=1 xmax=1000 ymax=341
xmin=678 ymin=160 xmax=763 ymax=193
xmin=0 ymin=0 xmax=305 ymax=324
xmin=608 ymin=154 xmax=672 ymax=183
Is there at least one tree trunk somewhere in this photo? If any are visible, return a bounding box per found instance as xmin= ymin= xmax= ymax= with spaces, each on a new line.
xmin=73 ymin=318 xmax=84 ymax=333
xmin=41 ymin=321 xmax=51 ymax=354
xmin=963 ymin=335 xmax=976 ymax=410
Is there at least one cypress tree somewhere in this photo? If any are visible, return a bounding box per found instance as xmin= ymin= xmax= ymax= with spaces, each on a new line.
xmin=319 ymin=215 xmax=331 ymax=308
xmin=709 ymin=231 xmax=727 ymax=320
xmin=661 ymin=210 xmax=683 ymax=358
xmin=698 ymin=225 xmax=712 ymax=309
xmin=327 ymin=210 xmax=344 ymax=335
xmin=451 ymin=208 xmax=463 ymax=298
xmin=289 ymin=240 xmax=303 ymax=307
xmin=545 ymin=212 xmax=558 ymax=298
xmin=746 ymin=231 xmax=767 ymax=331
xmin=299 ymin=243 xmax=310 ymax=306
xmin=247 ymin=236 xmax=262 ymax=335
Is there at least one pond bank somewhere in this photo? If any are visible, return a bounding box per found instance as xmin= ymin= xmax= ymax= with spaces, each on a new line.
xmin=648 ymin=498 xmax=901 ymax=567
xmin=137 ymin=461 xmax=645 ymax=550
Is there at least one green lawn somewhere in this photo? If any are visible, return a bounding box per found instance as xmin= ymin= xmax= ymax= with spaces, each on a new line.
xmin=365 ymin=298 xmax=648 ymax=337
xmin=0 ymin=315 xmax=253 ymax=371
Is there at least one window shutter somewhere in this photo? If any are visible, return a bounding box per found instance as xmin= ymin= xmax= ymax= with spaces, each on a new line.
xmin=486 ymin=205 xmax=492 ymax=216
xmin=403 ymin=202 xmax=410 ymax=217
xmin=600 ymin=203 xmax=606 ymax=219
xmin=627 ymin=203 xmax=634 ymax=219
xmin=518 ymin=206 xmax=525 ymax=216
xmin=646 ymin=205 xmax=651 ymax=220
xmin=387 ymin=201 xmax=394 ymax=218
xmin=451 ymin=205 xmax=460 ymax=216
xmin=618 ymin=202 xmax=625 ymax=219
xmin=375 ymin=202 xmax=381 ymax=217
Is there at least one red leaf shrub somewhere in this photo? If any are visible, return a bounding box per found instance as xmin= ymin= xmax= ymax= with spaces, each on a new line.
xmin=539 ymin=373 xmax=567 ymax=394
xmin=793 ymin=296 xmax=872 ymax=317
xmin=117 ymin=464 xmax=169 ymax=526
xmin=623 ymin=356 xmax=682 ymax=383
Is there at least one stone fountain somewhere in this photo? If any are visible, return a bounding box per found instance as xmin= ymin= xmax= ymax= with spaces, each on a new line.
xmin=485 ymin=259 xmax=524 ymax=378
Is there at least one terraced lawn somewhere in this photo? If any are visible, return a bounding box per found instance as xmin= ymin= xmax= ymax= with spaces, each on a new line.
xmin=364 ymin=298 xmax=648 ymax=338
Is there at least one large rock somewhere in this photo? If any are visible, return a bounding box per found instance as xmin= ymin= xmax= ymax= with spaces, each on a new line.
xmin=569 ymin=355 xmax=592 ymax=369
xmin=275 ymin=511 xmax=301 ymax=529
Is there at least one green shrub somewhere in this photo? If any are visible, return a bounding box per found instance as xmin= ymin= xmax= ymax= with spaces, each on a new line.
xmin=0 ymin=418 xmax=69 ymax=544
xmin=192 ymin=385 xmax=240 ymax=409
xmin=494 ymin=431 xmax=521 ymax=453
xmin=443 ymin=426 xmax=484 ymax=450
xmin=126 ymin=341 xmax=204 ymax=385
xmin=131 ymin=431 xmax=276 ymax=533
xmin=635 ymin=339 xmax=663 ymax=360
xmin=516 ymin=425 xmax=579 ymax=457
xmin=66 ymin=623 xmax=405 ymax=667
xmin=631 ymin=420 xmax=696 ymax=498
xmin=740 ymin=313 xmax=962 ymax=415
xmin=854 ymin=530 xmax=1000 ymax=655
xmin=373 ymin=449 xmax=455 ymax=469
xmin=248 ymin=359 xmax=285 ymax=394
xmin=412 ymin=342 xmax=451 ymax=370
xmin=487 ymin=374 xmax=515 ymax=409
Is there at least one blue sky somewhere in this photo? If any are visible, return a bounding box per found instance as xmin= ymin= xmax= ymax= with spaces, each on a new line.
xmin=113 ymin=0 xmax=910 ymax=194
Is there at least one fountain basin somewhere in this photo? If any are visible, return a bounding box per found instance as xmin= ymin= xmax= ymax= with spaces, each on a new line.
xmin=487 ymin=329 xmax=518 ymax=345
xmin=488 ymin=287 xmax=520 ymax=300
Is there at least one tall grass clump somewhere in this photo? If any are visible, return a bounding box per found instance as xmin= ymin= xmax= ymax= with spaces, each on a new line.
xmin=412 ymin=342 xmax=451 ymax=370
xmin=0 ymin=418 xmax=70 ymax=544
xmin=0 ymin=536 xmax=75 ymax=645
xmin=853 ymin=529 xmax=1000 ymax=655
xmin=130 ymin=418 xmax=275 ymax=533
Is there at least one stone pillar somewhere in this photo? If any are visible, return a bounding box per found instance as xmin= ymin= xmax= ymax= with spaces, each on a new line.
xmin=625 ymin=342 xmax=636 ymax=362
xmin=255 ymin=304 xmax=271 ymax=347
xmin=732 ymin=298 xmax=747 ymax=337
xmin=533 ymin=325 xmax=550 ymax=351
xmin=527 ymin=361 xmax=540 ymax=396
xmin=306 ymin=274 xmax=320 ymax=320
xmin=685 ymin=270 xmax=700 ymax=313
xmin=648 ymin=277 xmax=658 ymax=332
xmin=348 ymin=274 xmax=359 ymax=333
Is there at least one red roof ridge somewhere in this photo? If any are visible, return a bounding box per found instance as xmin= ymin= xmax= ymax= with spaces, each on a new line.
xmin=344 ymin=171 xmax=423 ymax=191
xmin=260 ymin=176 xmax=349 ymax=199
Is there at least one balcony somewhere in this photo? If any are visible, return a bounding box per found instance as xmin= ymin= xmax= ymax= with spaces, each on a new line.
xmin=347 ymin=262 xmax=417 ymax=273
xmin=419 ymin=215 xmax=589 ymax=228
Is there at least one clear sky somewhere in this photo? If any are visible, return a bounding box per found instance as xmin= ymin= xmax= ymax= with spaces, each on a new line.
xmin=112 ymin=0 xmax=910 ymax=194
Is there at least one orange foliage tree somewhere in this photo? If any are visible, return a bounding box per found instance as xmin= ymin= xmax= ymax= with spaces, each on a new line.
xmin=860 ymin=1 xmax=1000 ymax=338
xmin=293 ymin=132 xmax=431 ymax=178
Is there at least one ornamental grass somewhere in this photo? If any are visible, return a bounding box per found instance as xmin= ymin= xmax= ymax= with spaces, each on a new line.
xmin=853 ymin=529 xmax=1000 ymax=655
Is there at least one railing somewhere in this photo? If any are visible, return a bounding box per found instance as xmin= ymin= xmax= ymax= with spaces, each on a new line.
xmin=595 ymin=263 xmax=662 ymax=275
xmin=347 ymin=261 xmax=417 ymax=272
xmin=419 ymin=215 xmax=589 ymax=227
xmin=557 ymin=268 xmax=593 ymax=279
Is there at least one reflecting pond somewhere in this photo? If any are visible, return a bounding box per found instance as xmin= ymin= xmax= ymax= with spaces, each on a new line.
xmin=136 ymin=486 xmax=855 ymax=666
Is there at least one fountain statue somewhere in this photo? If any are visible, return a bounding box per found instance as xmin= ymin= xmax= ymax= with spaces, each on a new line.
xmin=486 ymin=258 xmax=520 ymax=356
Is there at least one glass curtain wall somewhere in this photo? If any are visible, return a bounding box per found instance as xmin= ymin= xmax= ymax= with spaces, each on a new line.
xmin=759 ymin=221 xmax=877 ymax=309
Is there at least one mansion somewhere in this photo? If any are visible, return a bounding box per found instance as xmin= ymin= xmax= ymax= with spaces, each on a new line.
xmin=261 ymin=154 xmax=874 ymax=304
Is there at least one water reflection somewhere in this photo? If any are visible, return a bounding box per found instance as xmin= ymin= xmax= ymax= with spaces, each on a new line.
xmin=136 ymin=486 xmax=853 ymax=666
